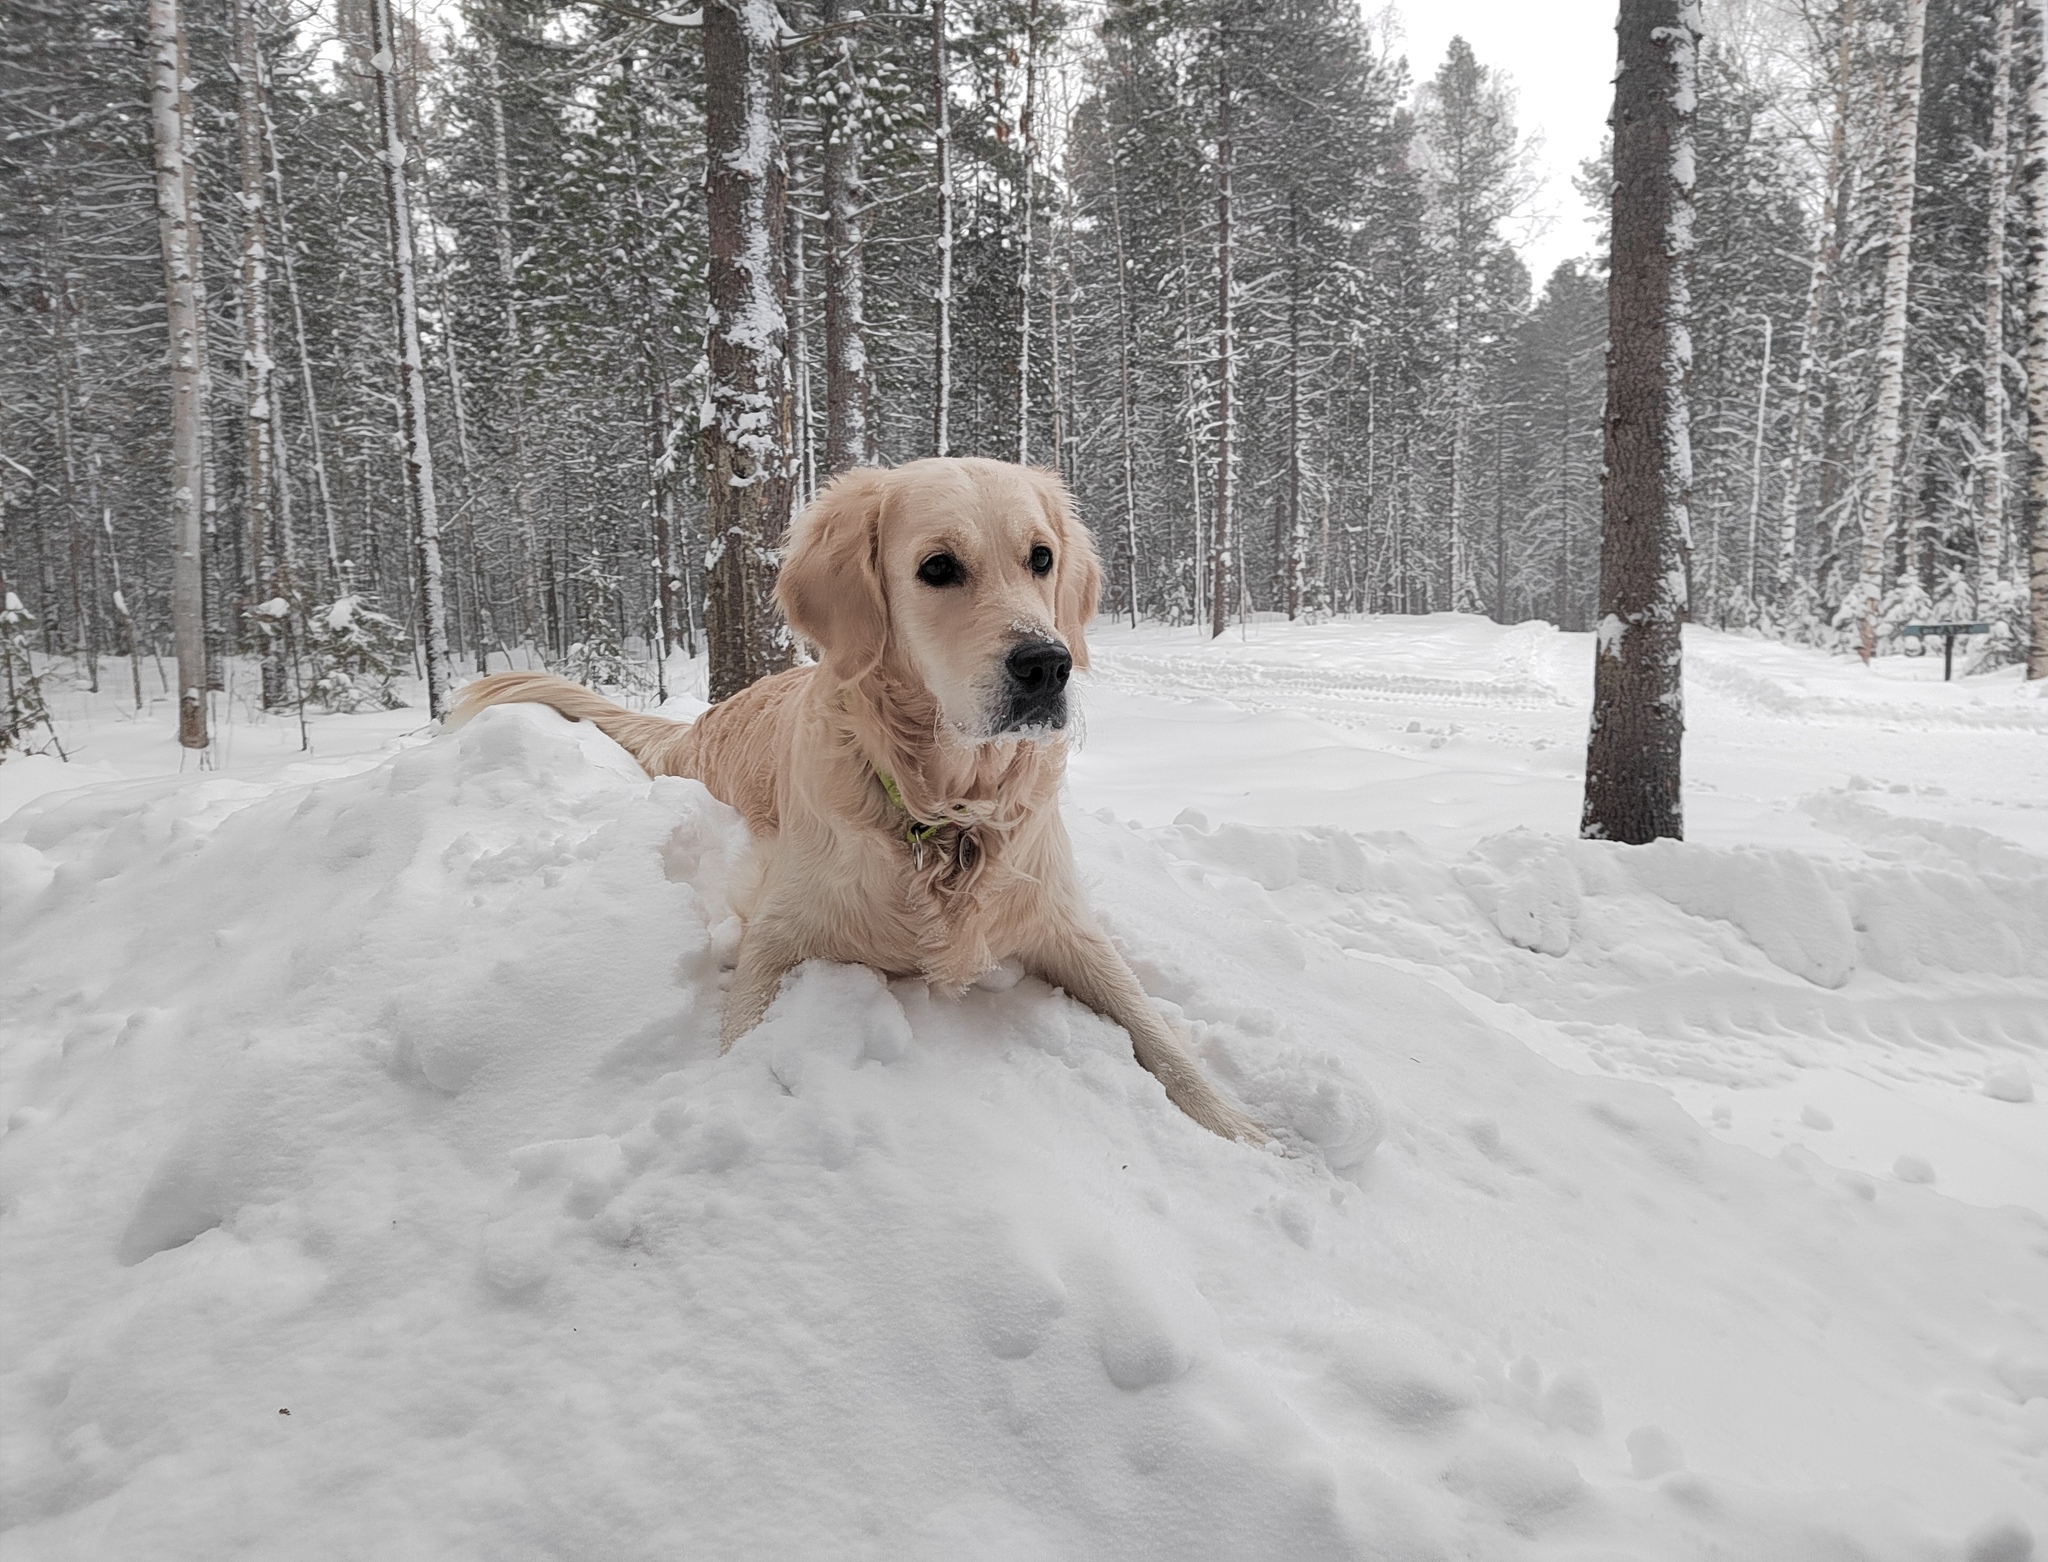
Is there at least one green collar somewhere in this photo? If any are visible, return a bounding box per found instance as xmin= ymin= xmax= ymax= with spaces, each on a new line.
xmin=877 ymin=771 xmax=945 ymax=846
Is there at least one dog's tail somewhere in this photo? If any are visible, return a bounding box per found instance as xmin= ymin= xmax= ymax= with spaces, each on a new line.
xmin=446 ymin=672 xmax=696 ymax=777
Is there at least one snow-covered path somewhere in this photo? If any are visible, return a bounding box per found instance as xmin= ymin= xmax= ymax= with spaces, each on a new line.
xmin=2 ymin=619 xmax=2044 ymax=1559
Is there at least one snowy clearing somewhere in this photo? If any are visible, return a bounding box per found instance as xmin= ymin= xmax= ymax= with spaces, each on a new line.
xmin=2 ymin=616 xmax=2045 ymax=1560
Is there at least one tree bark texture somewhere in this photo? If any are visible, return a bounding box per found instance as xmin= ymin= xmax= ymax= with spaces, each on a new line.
xmin=702 ymin=0 xmax=796 ymax=702
xmin=148 ymin=0 xmax=209 ymax=749
xmin=823 ymin=0 xmax=869 ymax=474
xmin=1582 ymin=0 xmax=1699 ymax=845
xmin=1855 ymin=0 xmax=1927 ymax=661
xmin=368 ymin=0 xmax=454 ymax=718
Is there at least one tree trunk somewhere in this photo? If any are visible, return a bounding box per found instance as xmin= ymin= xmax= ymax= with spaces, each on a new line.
xmin=1112 ymin=164 xmax=1138 ymax=627
xmin=367 ymin=0 xmax=453 ymax=717
xmin=1855 ymin=0 xmax=1927 ymax=662
xmin=1582 ymin=0 xmax=1699 ymax=845
xmin=1209 ymin=50 xmax=1233 ymax=640
xmin=2025 ymin=0 xmax=2048 ymax=678
xmin=1744 ymin=314 xmax=1772 ymax=605
xmin=1285 ymin=196 xmax=1304 ymax=621
xmin=932 ymin=0 xmax=954 ymax=457
xmin=233 ymin=0 xmax=288 ymax=708
xmin=702 ymin=0 xmax=796 ymax=702
xmin=823 ymin=0 xmax=869 ymax=474
xmin=788 ymin=140 xmax=816 ymax=508
xmin=149 ymin=0 xmax=209 ymax=749
xmin=484 ymin=37 xmax=543 ymax=652
xmin=1779 ymin=0 xmax=1854 ymax=602
xmin=261 ymin=84 xmax=338 ymax=592
xmin=1016 ymin=0 xmax=1039 ymax=466
xmin=1982 ymin=0 xmax=2017 ymax=606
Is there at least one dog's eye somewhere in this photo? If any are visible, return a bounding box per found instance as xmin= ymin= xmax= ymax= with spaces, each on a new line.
xmin=1029 ymin=545 xmax=1054 ymax=576
xmin=917 ymin=553 xmax=964 ymax=588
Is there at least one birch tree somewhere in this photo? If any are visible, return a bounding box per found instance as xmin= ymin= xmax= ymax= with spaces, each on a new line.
xmin=1778 ymin=0 xmax=1854 ymax=600
xmin=1853 ymin=0 xmax=1927 ymax=663
xmin=367 ymin=0 xmax=454 ymax=717
xmin=148 ymin=0 xmax=209 ymax=750
xmin=702 ymin=0 xmax=796 ymax=700
xmin=232 ymin=0 xmax=287 ymax=707
xmin=1582 ymin=0 xmax=1700 ymax=845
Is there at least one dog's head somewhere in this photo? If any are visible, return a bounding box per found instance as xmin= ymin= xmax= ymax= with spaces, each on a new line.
xmin=777 ymin=458 xmax=1102 ymax=742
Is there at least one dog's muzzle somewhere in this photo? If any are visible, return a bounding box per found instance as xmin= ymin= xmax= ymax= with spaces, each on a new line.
xmin=999 ymin=639 xmax=1072 ymax=732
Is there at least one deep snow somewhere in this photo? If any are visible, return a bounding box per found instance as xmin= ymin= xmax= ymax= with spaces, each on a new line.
xmin=1 ymin=616 xmax=2044 ymax=1560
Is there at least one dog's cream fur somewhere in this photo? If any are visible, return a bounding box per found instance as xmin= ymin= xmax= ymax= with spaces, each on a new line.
xmin=449 ymin=457 xmax=1261 ymax=1142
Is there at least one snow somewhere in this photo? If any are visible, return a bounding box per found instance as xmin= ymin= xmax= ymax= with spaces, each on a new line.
xmin=3 ymin=615 xmax=2046 ymax=1558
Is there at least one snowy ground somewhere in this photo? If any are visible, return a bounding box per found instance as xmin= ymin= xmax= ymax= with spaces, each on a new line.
xmin=2 ymin=617 xmax=2044 ymax=1559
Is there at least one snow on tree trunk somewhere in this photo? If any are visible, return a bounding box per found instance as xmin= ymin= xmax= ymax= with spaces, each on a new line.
xmin=1981 ymin=0 xmax=2017 ymax=607
xmin=1209 ymin=48 xmax=1234 ymax=641
xmin=1582 ymin=0 xmax=1699 ymax=846
xmin=823 ymin=0 xmax=869 ymax=474
xmin=148 ymin=0 xmax=208 ymax=750
xmin=931 ymin=0 xmax=953 ymax=457
xmin=2025 ymin=0 xmax=2048 ymax=679
xmin=702 ymin=0 xmax=796 ymax=703
xmin=367 ymin=0 xmax=453 ymax=719
xmin=1855 ymin=0 xmax=1927 ymax=663
xmin=233 ymin=0 xmax=287 ymax=708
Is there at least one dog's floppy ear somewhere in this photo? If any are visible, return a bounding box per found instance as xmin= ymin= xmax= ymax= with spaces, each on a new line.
xmin=777 ymin=467 xmax=889 ymax=681
xmin=1041 ymin=472 xmax=1103 ymax=670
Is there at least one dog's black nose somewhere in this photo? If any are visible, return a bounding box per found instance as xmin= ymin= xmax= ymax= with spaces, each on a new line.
xmin=1006 ymin=641 xmax=1072 ymax=694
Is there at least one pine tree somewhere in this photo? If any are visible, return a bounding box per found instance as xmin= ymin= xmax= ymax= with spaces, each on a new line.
xmin=1583 ymin=0 xmax=1700 ymax=846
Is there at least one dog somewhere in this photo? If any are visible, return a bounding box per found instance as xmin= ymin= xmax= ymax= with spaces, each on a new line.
xmin=449 ymin=457 xmax=1262 ymax=1143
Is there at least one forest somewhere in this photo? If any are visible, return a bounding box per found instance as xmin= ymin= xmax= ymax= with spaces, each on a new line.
xmin=2 ymin=0 xmax=2045 ymax=745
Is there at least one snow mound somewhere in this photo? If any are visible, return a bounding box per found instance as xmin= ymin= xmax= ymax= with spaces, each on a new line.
xmin=3 ymin=689 xmax=2045 ymax=1557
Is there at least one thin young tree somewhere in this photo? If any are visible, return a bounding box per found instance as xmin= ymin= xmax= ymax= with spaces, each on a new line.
xmin=1853 ymin=0 xmax=1927 ymax=662
xmin=931 ymin=0 xmax=954 ymax=457
xmin=1017 ymin=0 xmax=1041 ymax=465
xmin=148 ymin=0 xmax=208 ymax=750
xmin=1582 ymin=0 xmax=1701 ymax=845
xmin=702 ymin=0 xmax=796 ymax=700
xmin=367 ymin=0 xmax=454 ymax=717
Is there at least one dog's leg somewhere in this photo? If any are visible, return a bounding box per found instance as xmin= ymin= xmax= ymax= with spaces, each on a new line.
xmin=720 ymin=938 xmax=799 ymax=1052
xmin=1027 ymin=930 xmax=1264 ymax=1144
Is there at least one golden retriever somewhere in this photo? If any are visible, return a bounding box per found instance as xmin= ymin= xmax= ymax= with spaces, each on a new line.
xmin=449 ymin=457 xmax=1261 ymax=1143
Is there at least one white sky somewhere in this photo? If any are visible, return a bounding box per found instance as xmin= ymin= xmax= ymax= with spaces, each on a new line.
xmin=1385 ymin=0 xmax=1619 ymax=289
